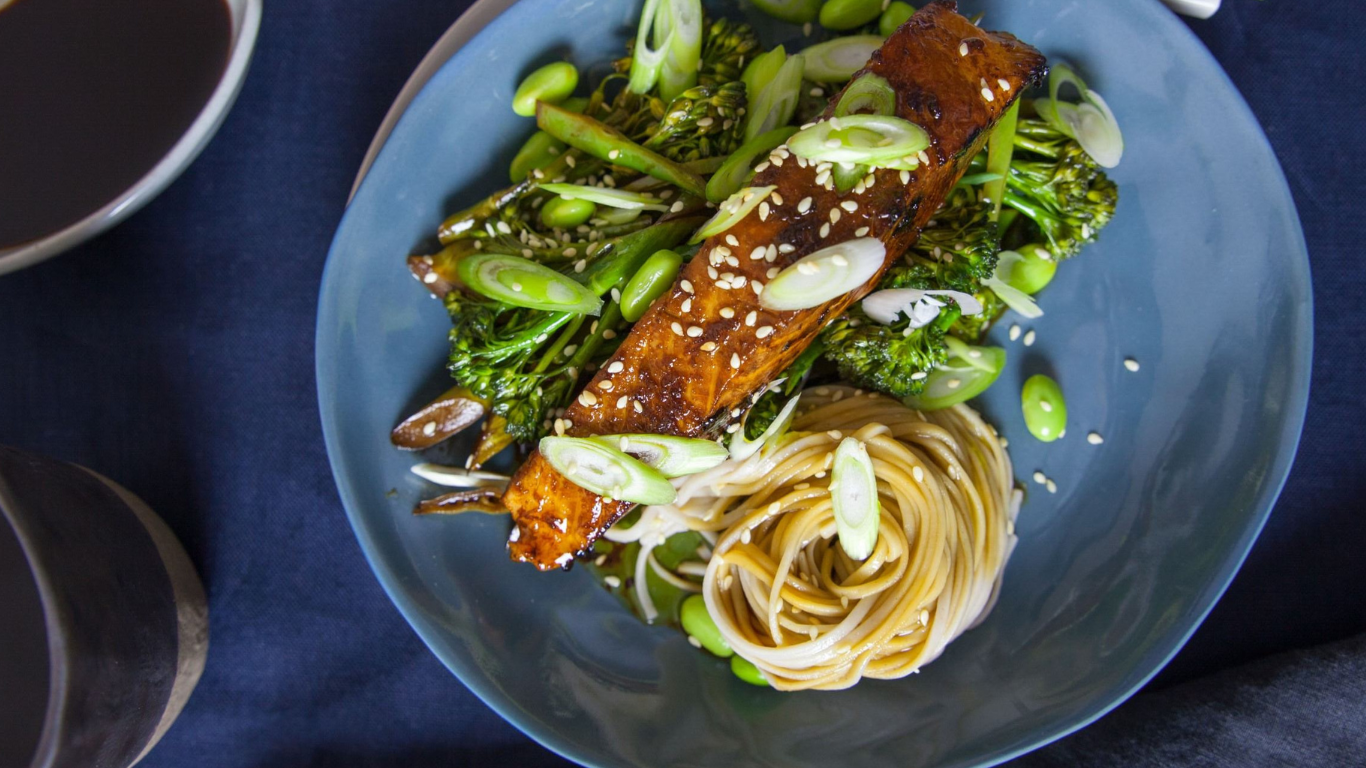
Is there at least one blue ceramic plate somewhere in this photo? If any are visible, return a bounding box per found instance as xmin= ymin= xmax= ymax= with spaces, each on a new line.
xmin=317 ymin=1 xmax=1311 ymax=765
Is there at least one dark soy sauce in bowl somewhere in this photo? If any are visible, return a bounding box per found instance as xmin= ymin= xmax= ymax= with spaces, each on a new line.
xmin=0 ymin=0 xmax=232 ymax=249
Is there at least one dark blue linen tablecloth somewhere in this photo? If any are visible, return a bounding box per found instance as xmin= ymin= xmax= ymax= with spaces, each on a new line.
xmin=1 ymin=1 xmax=1362 ymax=766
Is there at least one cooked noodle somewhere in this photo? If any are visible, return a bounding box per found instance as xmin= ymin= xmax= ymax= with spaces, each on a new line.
xmin=611 ymin=385 xmax=1019 ymax=691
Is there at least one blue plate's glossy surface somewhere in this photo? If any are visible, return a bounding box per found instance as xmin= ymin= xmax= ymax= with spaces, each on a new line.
xmin=317 ymin=1 xmax=1311 ymax=765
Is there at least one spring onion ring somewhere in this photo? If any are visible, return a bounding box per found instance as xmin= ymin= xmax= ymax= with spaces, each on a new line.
xmin=591 ymin=434 xmax=729 ymax=477
xmin=830 ymin=437 xmax=879 ymax=560
xmin=787 ymin=114 xmax=930 ymax=167
xmin=800 ymin=36 xmax=884 ymax=83
xmin=760 ymin=237 xmax=885 ymax=311
xmin=690 ymin=186 xmax=776 ymax=243
xmin=539 ymin=183 xmax=670 ymax=211
xmin=539 ymin=436 xmax=677 ymax=504
xmin=458 ymin=253 xmax=604 ymax=314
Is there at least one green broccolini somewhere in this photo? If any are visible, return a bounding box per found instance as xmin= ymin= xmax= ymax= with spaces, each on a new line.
xmin=697 ymin=18 xmax=762 ymax=89
xmin=903 ymin=190 xmax=1001 ymax=294
xmin=1001 ymin=118 xmax=1118 ymax=258
xmin=819 ymin=305 xmax=959 ymax=400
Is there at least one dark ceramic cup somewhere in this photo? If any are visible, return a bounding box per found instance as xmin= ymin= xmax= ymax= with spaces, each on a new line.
xmin=0 ymin=447 xmax=207 ymax=768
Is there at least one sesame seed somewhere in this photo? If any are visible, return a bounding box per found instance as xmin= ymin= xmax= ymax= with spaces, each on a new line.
xmin=421 ymin=421 xmax=437 ymax=437
xmin=598 ymin=380 xmax=614 ymax=391
xmin=981 ymin=86 xmax=995 ymax=102
xmin=756 ymin=326 xmax=773 ymax=338
xmin=840 ymin=200 xmax=858 ymax=213
xmin=1033 ymin=471 xmax=1046 ymax=484
xmin=617 ymin=396 xmax=629 ymax=409
xmin=730 ymin=353 xmax=741 ymax=369
xmin=715 ymin=280 xmax=731 ymax=290
xmin=701 ymin=341 xmax=717 ymax=351
xmin=745 ymin=310 xmax=757 ymax=326
xmin=681 ymin=280 xmax=694 ymax=293
xmin=697 ymin=116 xmax=714 ymax=128
xmin=899 ymin=170 xmax=911 ymax=184
xmin=720 ymin=307 xmax=735 ymax=318
xmin=608 ymin=361 xmax=624 ymax=373
xmin=767 ymin=267 xmax=779 ymax=279
xmin=759 ymin=202 xmax=770 ymax=221
xmin=1009 ymin=324 xmax=1021 ymax=341
xmin=671 ymin=322 xmax=684 ymax=336
xmin=814 ymin=170 xmax=831 ymax=186
xmin=687 ymin=325 xmax=703 ymax=337
xmin=610 ymin=287 xmax=621 ymax=303
xmin=1087 ymin=432 xmax=1104 ymax=445
xmin=778 ymin=243 xmax=796 ymax=253
xmin=688 ymin=635 xmax=702 ymax=648
xmin=754 ymin=161 xmax=770 ymax=173
xmin=827 ymin=208 xmax=840 ymax=225
xmin=740 ymin=528 xmax=752 ymax=544
xmin=772 ymin=192 xmax=784 ymax=205
xmin=959 ymin=41 xmax=969 ymax=56
xmin=608 ymin=149 xmax=620 ymax=160
xmin=998 ymin=78 xmax=1012 ymax=91
xmin=422 ymin=272 xmax=438 ymax=284
xmin=752 ymin=281 xmax=763 ymax=295
xmin=681 ymin=298 xmax=692 ymax=313
xmin=603 ymin=329 xmax=616 ymax=340
xmin=750 ymin=246 xmax=767 ymax=261
xmin=554 ymin=418 xmax=566 ymax=436
xmin=855 ymin=227 xmax=870 ymax=237
xmin=670 ymin=201 xmax=685 ymax=213
xmin=819 ymin=223 xmax=830 ymax=238
xmin=911 ymin=371 xmax=928 ymax=380
xmin=1046 ymin=479 xmax=1058 ymax=494
xmin=725 ymin=234 xmax=740 ymax=247
xmin=594 ymin=554 xmax=606 ymax=566
xmin=707 ymin=266 xmax=718 ymax=279
xmin=634 ymin=401 xmax=643 ymax=413
xmin=797 ymin=196 xmax=812 ymax=214
xmin=496 ymin=221 xmax=512 ymax=234
xmin=604 ymin=575 xmax=622 ymax=588
xmin=770 ymin=155 xmax=783 ymax=167
xmin=733 ymin=275 xmax=747 ymax=288
xmin=725 ymin=255 xmax=740 ymax=268
xmin=1124 ymin=357 xmax=1141 ymax=372
xmin=1023 ymin=330 xmax=1036 ymax=346
xmin=579 ymin=391 xmax=598 ymax=406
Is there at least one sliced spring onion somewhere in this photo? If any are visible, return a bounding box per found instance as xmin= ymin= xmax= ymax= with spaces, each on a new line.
xmin=902 ymin=343 xmax=1006 ymax=411
xmin=861 ymin=287 xmax=983 ymax=325
xmin=590 ymin=434 xmax=729 ymax=477
xmin=1021 ymin=374 xmax=1067 ymax=442
xmin=956 ymin=172 xmax=1004 ymax=186
xmin=657 ymin=0 xmax=703 ymax=101
xmin=458 ymin=254 xmax=604 ymax=314
xmin=410 ymin=464 xmax=511 ymax=489
xmin=801 ymin=35 xmax=883 ymax=83
xmin=834 ymin=73 xmax=896 ymax=117
xmin=741 ymin=46 xmax=786 ymax=105
xmin=596 ymin=205 xmax=645 ymax=226
xmin=746 ymin=53 xmax=805 ymax=141
xmin=830 ymin=437 xmax=879 ymax=561
xmin=982 ymin=275 xmax=1043 ymax=319
xmin=787 ymin=114 xmax=930 ymax=167
xmin=619 ymin=248 xmax=683 ymax=322
xmin=539 ymin=183 xmax=670 ymax=211
xmin=1036 ymin=63 xmax=1124 ymax=168
xmin=706 ymin=127 xmax=798 ymax=203
xmin=630 ymin=0 xmax=670 ymax=95
xmin=680 ymin=594 xmax=733 ymax=656
xmin=994 ymin=246 xmax=1056 ymax=295
xmin=731 ymin=393 xmax=801 ymax=461
xmin=831 ymin=162 xmax=865 ymax=194
xmin=537 ymin=103 xmax=707 ymax=197
xmin=750 ymin=0 xmax=821 ymax=22
xmin=760 ymin=238 xmax=885 ymax=311
xmin=689 ymin=186 xmax=776 ymax=243
xmin=539 ymin=436 xmax=677 ymax=504
xmin=984 ymin=100 xmax=1020 ymax=220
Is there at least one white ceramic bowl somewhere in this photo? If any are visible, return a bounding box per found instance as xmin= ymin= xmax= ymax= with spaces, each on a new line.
xmin=0 ymin=0 xmax=262 ymax=276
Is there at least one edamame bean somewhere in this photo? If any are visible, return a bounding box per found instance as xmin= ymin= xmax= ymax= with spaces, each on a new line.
xmin=751 ymin=0 xmax=822 ymax=23
xmin=540 ymin=196 xmax=596 ymax=229
xmin=997 ymin=245 xmax=1057 ymax=295
xmin=1021 ymin=374 xmax=1067 ymax=442
xmin=878 ymin=1 xmax=915 ymax=36
xmin=509 ymin=131 xmax=565 ymax=182
xmin=680 ymin=594 xmax=733 ymax=657
xmin=819 ymin=0 xmax=882 ymax=31
xmin=620 ymin=249 xmax=683 ymax=322
xmin=512 ymin=61 xmax=579 ymax=117
xmin=559 ymin=96 xmax=590 ymax=114
xmin=730 ymin=655 xmax=768 ymax=686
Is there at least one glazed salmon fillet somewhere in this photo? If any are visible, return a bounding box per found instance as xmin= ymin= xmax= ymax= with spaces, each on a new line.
xmin=504 ymin=0 xmax=1046 ymax=569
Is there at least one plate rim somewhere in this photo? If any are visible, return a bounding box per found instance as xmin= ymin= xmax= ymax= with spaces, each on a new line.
xmin=318 ymin=1 xmax=1314 ymax=765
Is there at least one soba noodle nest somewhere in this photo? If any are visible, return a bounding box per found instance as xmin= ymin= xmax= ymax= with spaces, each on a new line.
xmin=620 ymin=385 xmax=1019 ymax=691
